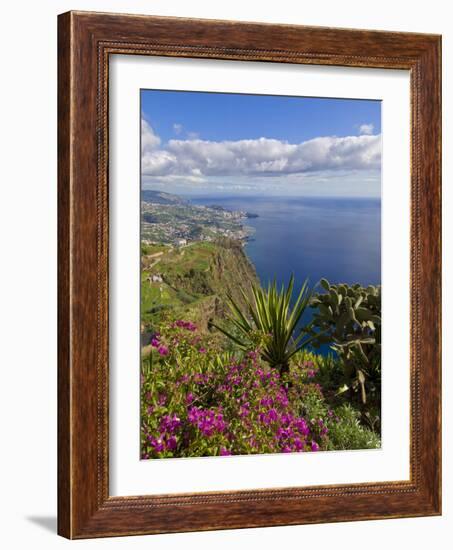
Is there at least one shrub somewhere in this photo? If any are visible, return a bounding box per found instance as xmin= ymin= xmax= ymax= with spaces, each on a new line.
xmin=292 ymin=350 xmax=381 ymax=435
xmin=325 ymin=404 xmax=381 ymax=450
xmin=141 ymin=320 xmax=325 ymax=458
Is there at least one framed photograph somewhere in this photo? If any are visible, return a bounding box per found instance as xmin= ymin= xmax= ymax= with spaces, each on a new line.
xmin=58 ymin=11 xmax=441 ymax=539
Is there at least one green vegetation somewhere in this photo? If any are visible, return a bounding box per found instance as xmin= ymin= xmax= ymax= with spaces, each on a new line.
xmin=309 ymin=279 xmax=381 ymax=430
xmin=140 ymin=257 xmax=382 ymax=458
xmin=139 ymin=194 xmax=381 ymax=459
xmin=141 ymin=239 xmax=259 ymax=334
xmin=211 ymin=275 xmax=319 ymax=376
xmin=141 ymin=322 xmax=380 ymax=459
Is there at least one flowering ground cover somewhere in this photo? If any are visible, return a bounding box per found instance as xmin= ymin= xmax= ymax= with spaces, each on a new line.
xmin=141 ymin=318 xmax=380 ymax=459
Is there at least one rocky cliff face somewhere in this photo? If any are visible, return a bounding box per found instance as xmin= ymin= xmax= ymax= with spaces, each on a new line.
xmin=206 ymin=238 xmax=258 ymax=312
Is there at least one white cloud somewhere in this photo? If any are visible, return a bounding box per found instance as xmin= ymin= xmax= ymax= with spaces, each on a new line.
xmin=173 ymin=123 xmax=183 ymax=135
xmin=359 ymin=123 xmax=374 ymax=135
xmin=142 ymin=174 xmax=205 ymax=185
xmin=141 ymin=118 xmax=381 ymax=180
xmin=141 ymin=120 xmax=161 ymax=152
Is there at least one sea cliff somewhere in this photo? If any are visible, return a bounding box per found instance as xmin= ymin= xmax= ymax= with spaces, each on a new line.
xmin=141 ymin=238 xmax=258 ymax=344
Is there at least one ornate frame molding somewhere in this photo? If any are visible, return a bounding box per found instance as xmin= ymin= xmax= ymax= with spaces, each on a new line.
xmin=58 ymin=11 xmax=441 ymax=538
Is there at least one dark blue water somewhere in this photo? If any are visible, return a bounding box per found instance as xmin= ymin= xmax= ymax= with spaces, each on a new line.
xmin=190 ymin=195 xmax=381 ymax=354
xmin=191 ymin=196 xmax=381 ymax=289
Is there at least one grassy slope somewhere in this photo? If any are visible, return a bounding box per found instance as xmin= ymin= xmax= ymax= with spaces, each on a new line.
xmin=141 ymin=239 xmax=258 ymax=334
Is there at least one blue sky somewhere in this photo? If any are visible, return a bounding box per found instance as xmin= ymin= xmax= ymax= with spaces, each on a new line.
xmin=141 ymin=89 xmax=381 ymax=197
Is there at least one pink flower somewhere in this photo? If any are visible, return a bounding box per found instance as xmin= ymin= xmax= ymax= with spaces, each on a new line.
xmin=173 ymin=320 xmax=197 ymax=331
xmin=260 ymin=396 xmax=274 ymax=408
xmin=157 ymin=345 xmax=169 ymax=356
xmin=157 ymin=394 xmax=167 ymax=406
xmin=186 ymin=392 xmax=195 ymax=405
xmin=149 ymin=437 xmax=165 ymax=453
xmin=188 ymin=407 xmax=228 ymax=436
xmin=159 ymin=414 xmax=181 ymax=434
xmin=166 ymin=436 xmax=177 ymax=451
xmin=239 ymin=404 xmax=250 ymax=418
xmin=268 ymin=408 xmax=278 ymax=422
xmin=220 ymin=447 xmax=232 ymax=456
xmin=311 ymin=441 xmax=319 ymax=452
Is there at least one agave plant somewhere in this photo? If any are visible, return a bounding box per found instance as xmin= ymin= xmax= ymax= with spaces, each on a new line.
xmin=211 ymin=275 xmax=318 ymax=375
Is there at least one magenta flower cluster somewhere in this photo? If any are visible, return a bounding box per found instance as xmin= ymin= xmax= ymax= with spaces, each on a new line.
xmin=187 ymin=406 xmax=227 ymax=436
xmin=171 ymin=320 xmax=197 ymax=331
xmin=142 ymin=413 xmax=182 ymax=456
xmin=150 ymin=334 xmax=169 ymax=356
xmin=141 ymin=320 xmax=328 ymax=459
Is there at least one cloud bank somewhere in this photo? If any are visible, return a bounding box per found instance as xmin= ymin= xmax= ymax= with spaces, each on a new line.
xmin=142 ymin=120 xmax=381 ymax=183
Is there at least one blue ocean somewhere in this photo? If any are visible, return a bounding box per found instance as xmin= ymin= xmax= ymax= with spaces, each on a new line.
xmin=191 ymin=196 xmax=381 ymax=290
xmin=191 ymin=196 xmax=380 ymax=355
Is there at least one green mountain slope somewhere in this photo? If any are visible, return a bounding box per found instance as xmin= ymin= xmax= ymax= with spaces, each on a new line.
xmin=141 ymin=238 xmax=258 ymax=343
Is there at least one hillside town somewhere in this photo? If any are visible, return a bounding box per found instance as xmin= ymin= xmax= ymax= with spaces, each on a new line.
xmin=141 ymin=193 xmax=256 ymax=246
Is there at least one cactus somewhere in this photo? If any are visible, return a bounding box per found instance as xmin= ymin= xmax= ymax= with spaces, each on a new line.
xmin=310 ymin=279 xmax=381 ymax=405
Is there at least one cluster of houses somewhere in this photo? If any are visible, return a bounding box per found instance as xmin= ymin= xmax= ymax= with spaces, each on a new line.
xmin=146 ymin=273 xmax=164 ymax=294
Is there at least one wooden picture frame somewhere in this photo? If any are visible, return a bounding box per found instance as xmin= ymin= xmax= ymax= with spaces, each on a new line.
xmin=58 ymin=10 xmax=441 ymax=539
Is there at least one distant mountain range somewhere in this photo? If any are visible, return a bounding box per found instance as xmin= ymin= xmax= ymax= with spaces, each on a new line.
xmin=141 ymin=189 xmax=188 ymax=206
xmin=142 ymin=189 xmax=258 ymax=218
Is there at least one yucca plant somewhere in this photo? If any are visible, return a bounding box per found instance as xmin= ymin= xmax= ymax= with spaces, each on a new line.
xmin=211 ymin=275 xmax=319 ymax=375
